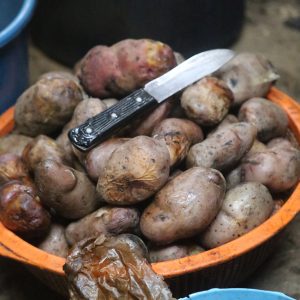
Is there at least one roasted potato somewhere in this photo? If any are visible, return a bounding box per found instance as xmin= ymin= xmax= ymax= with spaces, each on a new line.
xmin=0 ymin=134 xmax=33 ymax=156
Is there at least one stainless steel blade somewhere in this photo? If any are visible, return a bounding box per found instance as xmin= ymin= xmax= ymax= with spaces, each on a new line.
xmin=144 ymin=49 xmax=235 ymax=102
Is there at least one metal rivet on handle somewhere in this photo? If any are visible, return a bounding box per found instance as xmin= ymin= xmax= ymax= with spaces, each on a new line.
xmin=85 ymin=128 xmax=92 ymax=134
xmin=111 ymin=113 xmax=118 ymax=119
xmin=136 ymin=97 xmax=142 ymax=102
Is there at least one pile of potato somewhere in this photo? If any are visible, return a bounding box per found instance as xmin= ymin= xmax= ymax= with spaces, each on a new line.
xmin=0 ymin=39 xmax=299 ymax=263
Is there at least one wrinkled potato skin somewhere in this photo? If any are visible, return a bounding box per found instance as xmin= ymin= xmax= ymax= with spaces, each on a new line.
xmin=238 ymin=97 xmax=288 ymax=142
xmin=0 ymin=134 xmax=33 ymax=156
xmin=152 ymin=118 xmax=203 ymax=166
xmin=78 ymin=39 xmax=176 ymax=98
xmin=22 ymin=135 xmax=71 ymax=172
xmin=85 ymin=138 xmax=129 ymax=182
xmin=14 ymin=76 xmax=84 ymax=136
xmin=0 ymin=180 xmax=50 ymax=238
xmin=181 ymin=77 xmax=233 ymax=126
xmin=201 ymin=182 xmax=274 ymax=249
xmin=65 ymin=206 xmax=140 ymax=246
xmin=187 ymin=122 xmax=257 ymax=171
xmin=35 ymin=160 xmax=101 ymax=219
xmin=38 ymin=224 xmax=69 ymax=257
xmin=140 ymin=167 xmax=226 ymax=245
xmin=0 ymin=154 xmax=29 ymax=185
xmin=97 ymin=136 xmax=170 ymax=205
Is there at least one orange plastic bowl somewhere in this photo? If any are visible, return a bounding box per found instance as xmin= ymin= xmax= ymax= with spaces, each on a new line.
xmin=0 ymin=87 xmax=299 ymax=298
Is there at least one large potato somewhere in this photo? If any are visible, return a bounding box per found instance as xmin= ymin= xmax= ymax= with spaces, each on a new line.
xmin=187 ymin=122 xmax=257 ymax=171
xmin=181 ymin=76 xmax=233 ymax=126
xmin=0 ymin=134 xmax=33 ymax=156
xmin=201 ymin=182 xmax=274 ymax=248
xmin=238 ymin=97 xmax=288 ymax=142
xmin=140 ymin=167 xmax=226 ymax=245
xmin=65 ymin=206 xmax=140 ymax=246
xmin=97 ymin=136 xmax=170 ymax=205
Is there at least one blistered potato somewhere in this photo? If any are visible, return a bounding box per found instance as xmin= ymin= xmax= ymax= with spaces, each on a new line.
xmin=140 ymin=167 xmax=226 ymax=245
xmin=38 ymin=223 xmax=69 ymax=257
xmin=152 ymin=118 xmax=203 ymax=166
xmin=181 ymin=76 xmax=233 ymax=126
xmin=65 ymin=206 xmax=140 ymax=246
xmin=35 ymin=159 xmax=101 ymax=219
xmin=0 ymin=134 xmax=33 ymax=156
xmin=201 ymin=182 xmax=274 ymax=249
xmin=85 ymin=138 xmax=129 ymax=182
xmin=97 ymin=136 xmax=170 ymax=205
xmin=238 ymin=97 xmax=288 ymax=142
xmin=187 ymin=122 xmax=257 ymax=171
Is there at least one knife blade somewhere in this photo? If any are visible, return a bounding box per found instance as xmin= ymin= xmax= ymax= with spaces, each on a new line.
xmin=68 ymin=49 xmax=235 ymax=151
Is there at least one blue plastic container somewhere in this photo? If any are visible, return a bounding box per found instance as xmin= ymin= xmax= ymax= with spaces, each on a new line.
xmin=181 ymin=288 xmax=295 ymax=300
xmin=0 ymin=0 xmax=36 ymax=114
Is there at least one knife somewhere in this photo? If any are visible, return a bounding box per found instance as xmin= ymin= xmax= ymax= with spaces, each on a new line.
xmin=68 ymin=49 xmax=235 ymax=151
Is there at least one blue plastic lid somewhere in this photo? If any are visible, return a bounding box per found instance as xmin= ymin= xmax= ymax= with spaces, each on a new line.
xmin=180 ymin=288 xmax=295 ymax=300
xmin=0 ymin=0 xmax=36 ymax=47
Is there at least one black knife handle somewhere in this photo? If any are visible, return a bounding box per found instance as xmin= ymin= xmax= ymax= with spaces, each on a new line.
xmin=68 ymin=89 xmax=158 ymax=151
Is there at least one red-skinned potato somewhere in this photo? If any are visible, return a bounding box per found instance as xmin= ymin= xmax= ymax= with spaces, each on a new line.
xmin=34 ymin=159 xmax=101 ymax=219
xmin=97 ymin=136 xmax=170 ymax=205
xmin=0 ymin=134 xmax=33 ymax=156
xmin=0 ymin=180 xmax=50 ymax=238
xmin=77 ymin=38 xmax=176 ymax=98
xmin=140 ymin=167 xmax=226 ymax=245
xmin=65 ymin=206 xmax=140 ymax=246
xmin=201 ymin=182 xmax=274 ymax=249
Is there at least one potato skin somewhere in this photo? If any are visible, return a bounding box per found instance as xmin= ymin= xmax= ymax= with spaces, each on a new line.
xmin=152 ymin=118 xmax=203 ymax=167
xmin=207 ymin=114 xmax=238 ymax=137
xmin=187 ymin=122 xmax=257 ymax=171
xmin=201 ymin=182 xmax=274 ymax=249
xmin=102 ymin=98 xmax=118 ymax=108
xmin=65 ymin=206 xmax=140 ymax=246
xmin=238 ymin=97 xmax=288 ymax=142
xmin=140 ymin=167 xmax=226 ymax=245
xmin=38 ymin=223 xmax=69 ymax=257
xmin=85 ymin=138 xmax=129 ymax=182
xmin=0 ymin=134 xmax=33 ymax=156
xmin=78 ymin=39 xmax=176 ymax=98
xmin=181 ymin=76 xmax=233 ymax=126
xmin=0 ymin=180 xmax=50 ymax=238
xmin=97 ymin=136 xmax=170 ymax=205
xmin=14 ymin=76 xmax=84 ymax=136
xmin=35 ymin=159 xmax=101 ymax=219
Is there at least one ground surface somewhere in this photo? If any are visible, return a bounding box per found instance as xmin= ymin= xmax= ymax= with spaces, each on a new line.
xmin=0 ymin=0 xmax=299 ymax=299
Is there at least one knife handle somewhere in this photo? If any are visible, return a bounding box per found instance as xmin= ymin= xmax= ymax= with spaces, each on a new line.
xmin=68 ymin=89 xmax=158 ymax=151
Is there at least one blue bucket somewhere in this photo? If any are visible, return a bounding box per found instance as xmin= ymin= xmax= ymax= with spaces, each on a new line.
xmin=181 ymin=288 xmax=295 ymax=300
xmin=0 ymin=0 xmax=36 ymax=114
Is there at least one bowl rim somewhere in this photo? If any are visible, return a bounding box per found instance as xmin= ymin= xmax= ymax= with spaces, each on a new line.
xmin=0 ymin=87 xmax=299 ymax=278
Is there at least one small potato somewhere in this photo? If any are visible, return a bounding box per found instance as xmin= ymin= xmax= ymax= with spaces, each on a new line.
xmin=181 ymin=76 xmax=233 ymax=126
xmin=102 ymin=98 xmax=118 ymax=108
xmin=0 ymin=154 xmax=29 ymax=185
xmin=201 ymin=182 xmax=274 ymax=249
xmin=97 ymin=136 xmax=170 ymax=205
xmin=0 ymin=180 xmax=51 ymax=238
xmin=0 ymin=134 xmax=33 ymax=156
xmin=35 ymin=160 xmax=101 ymax=219
xmin=187 ymin=122 xmax=257 ymax=171
xmin=14 ymin=75 xmax=84 ymax=136
xmin=65 ymin=206 xmax=140 ymax=246
xmin=140 ymin=167 xmax=226 ymax=245
xmin=238 ymin=97 xmax=288 ymax=142
xmin=38 ymin=224 xmax=69 ymax=257
xmin=22 ymin=135 xmax=71 ymax=172
xmin=85 ymin=138 xmax=129 ymax=182
xmin=152 ymin=118 xmax=203 ymax=167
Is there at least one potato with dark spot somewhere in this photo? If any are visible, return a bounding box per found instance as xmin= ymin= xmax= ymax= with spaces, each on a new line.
xmin=152 ymin=118 xmax=203 ymax=166
xmin=200 ymin=182 xmax=274 ymax=249
xmin=85 ymin=138 xmax=130 ymax=182
xmin=0 ymin=134 xmax=33 ymax=156
xmin=0 ymin=180 xmax=50 ymax=238
xmin=187 ymin=122 xmax=257 ymax=171
xmin=97 ymin=136 xmax=170 ymax=205
xmin=38 ymin=223 xmax=69 ymax=257
xmin=181 ymin=76 xmax=233 ymax=126
xmin=238 ymin=97 xmax=288 ymax=142
xmin=140 ymin=167 xmax=226 ymax=245
xmin=65 ymin=206 xmax=140 ymax=246
xmin=35 ymin=159 xmax=101 ymax=219
xmin=14 ymin=75 xmax=84 ymax=136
